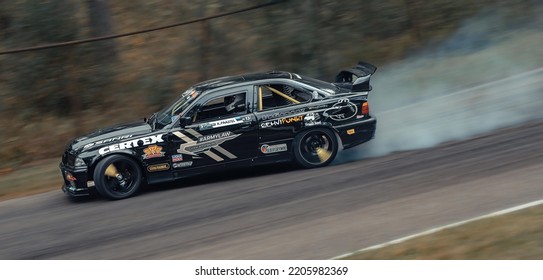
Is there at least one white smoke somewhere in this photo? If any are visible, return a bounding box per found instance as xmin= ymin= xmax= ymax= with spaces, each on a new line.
xmin=338 ymin=10 xmax=543 ymax=162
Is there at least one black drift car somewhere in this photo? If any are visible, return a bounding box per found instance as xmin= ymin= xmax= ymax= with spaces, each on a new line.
xmin=60 ymin=61 xmax=377 ymax=199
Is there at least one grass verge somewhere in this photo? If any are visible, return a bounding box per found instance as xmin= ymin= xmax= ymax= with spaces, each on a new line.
xmin=0 ymin=159 xmax=61 ymax=201
xmin=342 ymin=204 xmax=543 ymax=259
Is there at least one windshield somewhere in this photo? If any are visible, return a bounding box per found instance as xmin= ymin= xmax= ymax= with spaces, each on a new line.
xmin=154 ymin=88 xmax=200 ymax=128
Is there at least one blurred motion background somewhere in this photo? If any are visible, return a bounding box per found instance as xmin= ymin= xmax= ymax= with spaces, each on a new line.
xmin=1 ymin=0 xmax=542 ymax=168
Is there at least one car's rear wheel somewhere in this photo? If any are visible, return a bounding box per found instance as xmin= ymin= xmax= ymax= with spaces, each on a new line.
xmin=93 ymin=154 xmax=142 ymax=200
xmin=293 ymin=128 xmax=338 ymax=168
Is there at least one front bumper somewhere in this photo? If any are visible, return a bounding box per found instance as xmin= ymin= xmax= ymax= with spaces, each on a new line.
xmin=59 ymin=162 xmax=91 ymax=196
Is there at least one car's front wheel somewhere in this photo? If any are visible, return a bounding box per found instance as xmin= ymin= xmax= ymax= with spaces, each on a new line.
xmin=93 ymin=154 xmax=142 ymax=200
xmin=293 ymin=128 xmax=338 ymax=168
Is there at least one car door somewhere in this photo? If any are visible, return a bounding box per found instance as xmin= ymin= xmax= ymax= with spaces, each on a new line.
xmin=253 ymin=81 xmax=313 ymax=155
xmin=168 ymin=86 xmax=258 ymax=174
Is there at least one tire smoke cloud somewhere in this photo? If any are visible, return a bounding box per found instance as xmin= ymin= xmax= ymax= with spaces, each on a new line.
xmin=339 ymin=9 xmax=543 ymax=162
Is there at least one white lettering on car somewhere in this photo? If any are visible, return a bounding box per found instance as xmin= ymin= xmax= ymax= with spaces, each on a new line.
xmin=83 ymin=134 xmax=133 ymax=150
xmin=178 ymin=132 xmax=239 ymax=156
xmin=118 ymin=141 xmax=132 ymax=149
xmin=198 ymin=116 xmax=249 ymax=130
xmin=149 ymin=134 xmax=163 ymax=143
xmin=322 ymin=99 xmax=358 ymax=121
xmin=260 ymin=119 xmax=284 ymax=129
xmin=260 ymin=143 xmax=288 ymax=154
xmin=98 ymin=146 xmax=109 ymax=154
xmin=109 ymin=144 xmax=120 ymax=152
xmin=98 ymin=134 xmax=164 ymax=155
xmin=260 ymin=108 xmax=306 ymax=120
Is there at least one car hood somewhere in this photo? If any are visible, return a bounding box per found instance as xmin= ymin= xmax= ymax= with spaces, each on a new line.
xmin=69 ymin=121 xmax=153 ymax=152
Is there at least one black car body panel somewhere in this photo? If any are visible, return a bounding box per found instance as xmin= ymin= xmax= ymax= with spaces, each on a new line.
xmin=60 ymin=62 xmax=378 ymax=198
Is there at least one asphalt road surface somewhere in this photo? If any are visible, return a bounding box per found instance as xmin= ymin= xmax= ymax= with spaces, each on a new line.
xmin=0 ymin=121 xmax=542 ymax=259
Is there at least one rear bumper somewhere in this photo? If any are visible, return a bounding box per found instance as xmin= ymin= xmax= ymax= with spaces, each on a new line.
xmin=334 ymin=117 xmax=376 ymax=149
xmin=59 ymin=163 xmax=91 ymax=197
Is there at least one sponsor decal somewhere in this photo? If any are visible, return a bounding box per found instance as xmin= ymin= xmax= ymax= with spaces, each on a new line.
xmin=260 ymin=119 xmax=283 ymax=129
xmin=307 ymin=104 xmax=328 ymax=110
xmin=198 ymin=123 xmax=213 ymax=130
xmin=260 ymin=108 xmax=306 ymax=120
xmin=322 ymin=99 xmax=358 ymax=121
xmin=173 ymin=161 xmax=193 ymax=169
xmin=347 ymin=129 xmax=355 ymax=135
xmin=172 ymin=129 xmax=239 ymax=162
xmin=198 ymin=116 xmax=251 ymax=130
xmin=83 ymin=134 xmax=133 ymax=150
xmin=99 ymin=134 xmax=164 ymax=155
xmin=282 ymin=115 xmax=304 ymax=124
xmin=197 ymin=131 xmax=236 ymax=143
xmin=178 ymin=131 xmax=240 ymax=156
xmin=304 ymin=112 xmax=322 ymax=126
xmin=142 ymin=145 xmax=165 ymax=159
xmin=260 ymin=115 xmax=304 ymax=129
xmin=147 ymin=163 xmax=170 ymax=172
xmin=237 ymin=115 xmax=252 ymax=122
xmin=260 ymin=143 xmax=288 ymax=154
xmin=171 ymin=154 xmax=184 ymax=162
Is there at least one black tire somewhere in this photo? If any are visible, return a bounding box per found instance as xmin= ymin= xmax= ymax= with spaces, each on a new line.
xmin=293 ymin=128 xmax=338 ymax=168
xmin=93 ymin=154 xmax=142 ymax=200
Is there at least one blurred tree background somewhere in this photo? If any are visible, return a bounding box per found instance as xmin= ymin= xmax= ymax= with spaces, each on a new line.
xmin=0 ymin=0 xmax=541 ymax=167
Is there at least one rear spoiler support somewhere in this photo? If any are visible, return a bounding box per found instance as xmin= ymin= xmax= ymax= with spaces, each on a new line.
xmin=335 ymin=61 xmax=377 ymax=92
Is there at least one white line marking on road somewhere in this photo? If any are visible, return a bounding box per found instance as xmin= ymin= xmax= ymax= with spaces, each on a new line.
xmin=331 ymin=198 xmax=543 ymax=259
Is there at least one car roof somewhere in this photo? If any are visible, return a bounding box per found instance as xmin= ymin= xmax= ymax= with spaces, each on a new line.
xmin=192 ymin=71 xmax=302 ymax=92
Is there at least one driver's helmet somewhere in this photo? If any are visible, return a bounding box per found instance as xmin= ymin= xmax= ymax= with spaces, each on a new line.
xmin=225 ymin=93 xmax=245 ymax=112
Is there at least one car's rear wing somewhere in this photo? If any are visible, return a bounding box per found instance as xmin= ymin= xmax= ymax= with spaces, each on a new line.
xmin=334 ymin=61 xmax=377 ymax=92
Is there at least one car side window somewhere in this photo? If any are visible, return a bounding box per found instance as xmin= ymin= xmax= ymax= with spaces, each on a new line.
xmin=193 ymin=92 xmax=247 ymax=122
xmin=257 ymin=84 xmax=312 ymax=111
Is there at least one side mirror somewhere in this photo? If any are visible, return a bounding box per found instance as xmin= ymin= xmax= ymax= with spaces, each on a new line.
xmin=179 ymin=116 xmax=193 ymax=128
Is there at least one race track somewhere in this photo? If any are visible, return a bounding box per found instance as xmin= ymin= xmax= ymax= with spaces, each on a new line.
xmin=0 ymin=121 xmax=542 ymax=259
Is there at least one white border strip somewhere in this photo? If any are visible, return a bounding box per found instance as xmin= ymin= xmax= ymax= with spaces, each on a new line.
xmin=332 ymin=198 xmax=543 ymax=259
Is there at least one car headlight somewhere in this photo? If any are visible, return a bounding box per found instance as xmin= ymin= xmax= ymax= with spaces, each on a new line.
xmin=74 ymin=157 xmax=87 ymax=167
